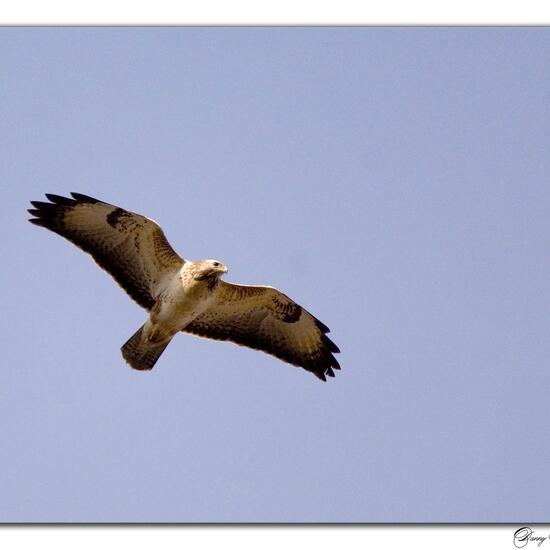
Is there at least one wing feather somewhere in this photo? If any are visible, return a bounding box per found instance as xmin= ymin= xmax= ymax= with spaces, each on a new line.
xmin=183 ymin=281 xmax=340 ymax=381
xmin=28 ymin=192 xmax=184 ymax=310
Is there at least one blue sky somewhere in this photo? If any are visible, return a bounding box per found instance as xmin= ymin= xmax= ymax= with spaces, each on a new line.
xmin=1 ymin=27 xmax=550 ymax=522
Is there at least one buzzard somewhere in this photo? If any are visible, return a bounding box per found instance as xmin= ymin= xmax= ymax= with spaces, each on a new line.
xmin=28 ymin=193 xmax=340 ymax=381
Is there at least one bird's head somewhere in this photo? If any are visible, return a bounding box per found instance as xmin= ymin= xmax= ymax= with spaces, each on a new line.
xmin=192 ymin=259 xmax=228 ymax=281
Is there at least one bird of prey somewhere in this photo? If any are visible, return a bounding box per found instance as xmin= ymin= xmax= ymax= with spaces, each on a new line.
xmin=28 ymin=193 xmax=340 ymax=381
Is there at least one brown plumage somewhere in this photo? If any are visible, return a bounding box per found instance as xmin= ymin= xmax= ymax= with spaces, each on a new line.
xmin=184 ymin=281 xmax=340 ymax=380
xmin=29 ymin=193 xmax=182 ymax=310
xmin=28 ymin=192 xmax=340 ymax=381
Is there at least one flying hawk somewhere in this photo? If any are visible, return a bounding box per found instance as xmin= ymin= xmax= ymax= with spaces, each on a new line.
xmin=28 ymin=193 xmax=340 ymax=381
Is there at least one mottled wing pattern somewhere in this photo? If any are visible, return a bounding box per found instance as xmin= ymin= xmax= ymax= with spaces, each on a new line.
xmin=183 ymin=281 xmax=340 ymax=381
xmin=28 ymin=193 xmax=184 ymax=310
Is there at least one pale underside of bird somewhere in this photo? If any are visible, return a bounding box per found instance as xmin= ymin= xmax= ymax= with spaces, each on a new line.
xmin=28 ymin=193 xmax=340 ymax=381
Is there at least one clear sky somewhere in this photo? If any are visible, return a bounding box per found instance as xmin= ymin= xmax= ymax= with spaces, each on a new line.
xmin=1 ymin=27 xmax=550 ymax=522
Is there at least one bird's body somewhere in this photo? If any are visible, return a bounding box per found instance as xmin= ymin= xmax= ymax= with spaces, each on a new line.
xmin=146 ymin=261 xmax=224 ymax=345
xmin=28 ymin=193 xmax=340 ymax=381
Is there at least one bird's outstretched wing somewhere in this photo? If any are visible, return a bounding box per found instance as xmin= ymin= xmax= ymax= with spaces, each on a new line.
xmin=28 ymin=192 xmax=184 ymax=310
xmin=183 ymin=281 xmax=340 ymax=381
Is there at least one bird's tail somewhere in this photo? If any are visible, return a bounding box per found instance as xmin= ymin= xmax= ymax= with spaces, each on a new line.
xmin=121 ymin=324 xmax=172 ymax=371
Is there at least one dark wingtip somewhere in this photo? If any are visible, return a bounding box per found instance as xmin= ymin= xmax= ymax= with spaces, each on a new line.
xmin=45 ymin=193 xmax=76 ymax=205
xmin=30 ymin=200 xmax=51 ymax=209
xmin=28 ymin=218 xmax=47 ymax=226
xmin=322 ymin=334 xmax=340 ymax=354
xmin=70 ymin=192 xmax=99 ymax=203
xmin=315 ymin=318 xmax=331 ymax=333
xmin=307 ymin=327 xmax=341 ymax=381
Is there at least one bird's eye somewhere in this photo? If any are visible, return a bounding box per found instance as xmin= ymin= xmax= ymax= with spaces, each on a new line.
xmin=212 ymin=262 xmax=220 ymax=267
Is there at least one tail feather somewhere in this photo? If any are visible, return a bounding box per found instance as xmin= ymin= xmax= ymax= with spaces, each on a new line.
xmin=121 ymin=325 xmax=171 ymax=371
